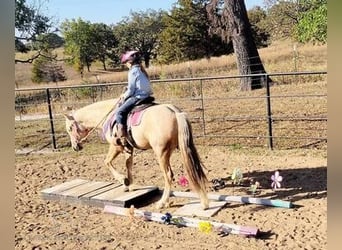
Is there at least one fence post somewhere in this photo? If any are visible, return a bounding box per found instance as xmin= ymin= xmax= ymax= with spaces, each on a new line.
xmin=265 ymin=74 xmax=274 ymax=150
xmin=46 ymin=88 xmax=57 ymax=149
xmin=199 ymin=79 xmax=206 ymax=136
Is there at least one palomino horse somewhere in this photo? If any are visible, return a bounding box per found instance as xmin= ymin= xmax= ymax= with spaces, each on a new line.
xmin=64 ymin=98 xmax=209 ymax=209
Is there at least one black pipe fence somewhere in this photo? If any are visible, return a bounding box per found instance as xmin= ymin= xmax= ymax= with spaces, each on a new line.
xmin=15 ymin=71 xmax=327 ymax=151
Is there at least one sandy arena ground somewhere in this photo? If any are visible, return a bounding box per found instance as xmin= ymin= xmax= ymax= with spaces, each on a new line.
xmin=15 ymin=146 xmax=327 ymax=250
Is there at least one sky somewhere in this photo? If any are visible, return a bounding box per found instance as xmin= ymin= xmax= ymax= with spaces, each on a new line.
xmin=39 ymin=0 xmax=265 ymax=26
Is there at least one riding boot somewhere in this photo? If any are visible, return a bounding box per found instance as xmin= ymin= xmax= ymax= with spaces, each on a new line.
xmin=116 ymin=123 xmax=128 ymax=146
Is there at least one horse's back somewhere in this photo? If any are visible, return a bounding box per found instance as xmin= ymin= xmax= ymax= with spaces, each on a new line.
xmin=131 ymin=104 xmax=178 ymax=149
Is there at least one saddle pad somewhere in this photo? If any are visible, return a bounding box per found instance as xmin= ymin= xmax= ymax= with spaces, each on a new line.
xmin=128 ymin=109 xmax=147 ymax=127
xmin=102 ymin=110 xmax=116 ymax=140
xmin=102 ymin=105 xmax=150 ymax=142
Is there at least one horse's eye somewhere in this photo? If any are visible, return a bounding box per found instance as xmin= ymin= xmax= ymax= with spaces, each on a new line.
xmin=68 ymin=125 xmax=73 ymax=132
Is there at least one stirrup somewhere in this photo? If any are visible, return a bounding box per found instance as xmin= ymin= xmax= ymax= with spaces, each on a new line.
xmin=114 ymin=137 xmax=131 ymax=151
xmin=121 ymin=138 xmax=132 ymax=154
xmin=119 ymin=137 xmax=128 ymax=146
xmin=123 ymin=145 xmax=133 ymax=154
xmin=113 ymin=136 xmax=125 ymax=146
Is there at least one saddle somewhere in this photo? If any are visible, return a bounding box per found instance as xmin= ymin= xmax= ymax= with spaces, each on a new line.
xmin=106 ymin=96 xmax=156 ymax=150
xmin=129 ymin=96 xmax=155 ymax=114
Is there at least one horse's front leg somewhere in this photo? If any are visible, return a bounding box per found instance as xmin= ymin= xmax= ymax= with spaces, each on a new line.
xmin=123 ymin=149 xmax=136 ymax=191
xmin=104 ymin=144 xmax=130 ymax=191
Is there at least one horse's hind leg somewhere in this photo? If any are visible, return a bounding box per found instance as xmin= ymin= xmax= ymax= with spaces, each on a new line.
xmin=104 ymin=144 xmax=130 ymax=191
xmin=155 ymin=148 xmax=174 ymax=209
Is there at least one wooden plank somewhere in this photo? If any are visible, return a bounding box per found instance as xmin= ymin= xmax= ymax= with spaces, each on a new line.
xmin=81 ymin=183 xmax=122 ymax=199
xmin=90 ymin=185 xmax=128 ymax=201
xmin=117 ymin=186 xmax=158 ymax=202
xmin=60 ymin=181 xmax=113 ymax=199
xmin=90 ymin=185 xmax=159 ymax=207
xmin=41 ymin=179 xmax=159 ymax=208
xmin=115 ymin=186 xmax=159 ymax=207
xmin=174 ymin=201 xmax=227 ymax=218
xmin=80 ymin=183 xmax=123 ymax=207
xmin=41 ymin=179 xmax=89 ymax=196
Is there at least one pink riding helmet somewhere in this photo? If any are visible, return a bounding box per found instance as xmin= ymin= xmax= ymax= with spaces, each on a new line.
xmin=121 ymin=50 xmax=139 ymax=64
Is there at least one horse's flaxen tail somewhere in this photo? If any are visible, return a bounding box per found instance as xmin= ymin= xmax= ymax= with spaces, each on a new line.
xmin=175 ymin=111 xmax=209 ymax=209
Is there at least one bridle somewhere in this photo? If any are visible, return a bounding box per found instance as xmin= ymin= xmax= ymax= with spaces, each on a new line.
xmin=68 ymin=120 xmax=89 ymax=145
xmin=68 ymin=97 xmax=122 ymax=145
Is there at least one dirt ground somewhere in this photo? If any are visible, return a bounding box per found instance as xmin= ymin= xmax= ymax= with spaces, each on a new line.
xmin=15 ymin=146 xmax=327 ymax=250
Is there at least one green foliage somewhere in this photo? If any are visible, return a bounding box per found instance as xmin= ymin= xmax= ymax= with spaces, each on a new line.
xmin=61 ymin=18 xmax=97 ymax=73
xmin=61 ymin=19 xmax=117 ymax=72
xmin=15 ymin=39 xmax=29 ymax=53
xmin=295 ymin=0 xmax=327 ymax=43
xmin=262 ymin=1 xmax=299 ymax=40
xmin=113 ymin=9 xmax=166 ymax=67
xmin=247 ymin=6 xmax=270 ymax=47
xmin=31 ymin=51 xmax=66 ymax=83
xmin=90 ymin=23 xmax=117 ymax=70
xmin=157 ymin=0 xmax=230 ymax=64
xmin=15 ymin=0 xmax=54 ymax=61
xmin=31 ymin=33 xmax=65 ymax=50
xmin=262 ymin=0 xmax=327 ymax=44
xmin=15 ymin=0 xmax=50 ymax=36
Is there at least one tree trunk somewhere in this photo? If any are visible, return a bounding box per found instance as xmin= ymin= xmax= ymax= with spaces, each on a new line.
xmin=101 ymin=58 xmax=107 ymax=71
xmin=226 ymin=0 xmax=271 ymax=90
xmin=86 ymin=60 xmax=91 ymax=72
xmin=144 ymin=54 xmax=150 ymax=68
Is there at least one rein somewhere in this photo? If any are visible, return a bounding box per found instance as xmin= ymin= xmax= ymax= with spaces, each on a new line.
xmin=79 ymin=98 xmax=121 ymax=143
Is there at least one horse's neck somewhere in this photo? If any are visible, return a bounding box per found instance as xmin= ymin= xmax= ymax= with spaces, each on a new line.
xmin=74 ymin=110 xmax=101 ymax=129
xmin=74 ymin=99 xmax=117 ymax=129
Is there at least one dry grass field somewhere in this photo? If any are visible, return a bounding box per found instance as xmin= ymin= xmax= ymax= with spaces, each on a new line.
xmin=15 ymin=39 xmax=327 ymax=88
xmin=15 ymin=40 xmax=327 ymax=250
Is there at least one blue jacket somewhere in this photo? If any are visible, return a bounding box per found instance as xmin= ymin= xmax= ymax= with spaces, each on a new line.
xmin=123 ymin=65 xmax=153 ymax=100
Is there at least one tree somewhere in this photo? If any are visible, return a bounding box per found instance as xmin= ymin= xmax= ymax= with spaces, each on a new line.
xmin=15 ymin=39 xmax=29 ymax=53
xmin=206 ymin=0 xmax=272 ymax=90
xmin=113 ymin=9 xmax=165 ymax=68
xmin=15 ymin=0 xmax=55 ymax=63
xmin=295 ymin=0 xmax=327 ymax=43
xmin=31 ymin=51 xmax=66 ymax=83
xmin=263 ymin=0 xmax=299 ymax=40
xmin=61 ymin=18 xmax=96 ymax=74
xmin=90 ymin=23 xmax=117 ymax=70
xmin=157 ymin=0 xmax=231 ymax=64
xmin=31 ymin=33 xmax=65 ymax=50
xmin=157 ymin=0 xmax=210 ymax=63
xmin=247 ymin=6 xmax=270 ymax=48
xmin=262 ymin=0 xmax=326 ymax=43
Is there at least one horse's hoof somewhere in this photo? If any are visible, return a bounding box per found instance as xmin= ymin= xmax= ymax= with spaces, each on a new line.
xmin=123 ymin=177 xmax=130 ymax=186
xmin=123 ymin=185 xmax=129 ymax=192
xmin=128 ymin=184 xmax=138 ymax=191
xmin=155 ymin=202 xmax=164 ymax=209
xmin=156 ymin=201 xmax=170 ymax=209
xmin=201 ymin=202 xmax=209 ymax=210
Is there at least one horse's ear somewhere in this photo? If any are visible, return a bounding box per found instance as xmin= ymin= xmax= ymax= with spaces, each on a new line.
xmin=63 ymin=114 xmax=74 ymax=121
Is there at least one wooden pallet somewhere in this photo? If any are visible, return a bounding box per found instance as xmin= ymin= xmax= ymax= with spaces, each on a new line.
xmin=40 ymin=179 xmax=159 ymax=208
xmin=174 ymin=200 xmax=227 ymax=218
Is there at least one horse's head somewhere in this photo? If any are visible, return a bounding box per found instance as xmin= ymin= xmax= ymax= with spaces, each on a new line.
xmin=64 ymin=114 xmax=89 ymax=151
